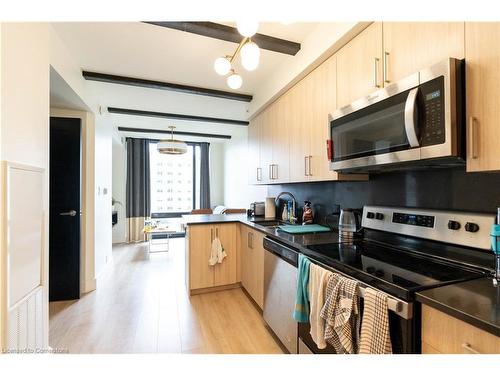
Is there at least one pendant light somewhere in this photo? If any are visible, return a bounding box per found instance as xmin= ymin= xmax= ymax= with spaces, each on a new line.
xmin=214 ymin=56 xmax=231 ymax=76
xmin=227 ymin=70 xmax=243 ymax=90
xmin=236 ymin=20 xmax=259 ymax=38
xmin=157 ymin=126 xmax=188 ymax=155
xmin=240 ymin=41 xmax=260 ymax=71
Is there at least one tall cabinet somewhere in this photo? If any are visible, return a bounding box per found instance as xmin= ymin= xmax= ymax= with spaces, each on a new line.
xmin=465 ymin=22 xmax=500 ymax=172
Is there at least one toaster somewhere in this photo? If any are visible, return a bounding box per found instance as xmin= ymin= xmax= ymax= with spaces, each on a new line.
xmin=250 ymin=202 xmax=265 ymax=216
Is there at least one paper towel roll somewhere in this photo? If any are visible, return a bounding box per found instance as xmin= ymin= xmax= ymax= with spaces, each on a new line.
xmin=265 ymin=197 xmax=276 ymax=219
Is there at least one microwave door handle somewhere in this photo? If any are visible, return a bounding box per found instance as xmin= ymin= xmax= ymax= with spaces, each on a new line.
xmin=404 ymin=87 xmax=420 ymax=148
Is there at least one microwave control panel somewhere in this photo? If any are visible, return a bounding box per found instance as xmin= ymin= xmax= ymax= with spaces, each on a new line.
xmin=419 ymin=76 xmax=445 ymax=147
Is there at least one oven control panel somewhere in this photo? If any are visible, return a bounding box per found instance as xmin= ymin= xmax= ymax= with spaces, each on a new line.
xmin=419 ymin=76 xmax=445 ymax=147
xmin=362 ymin=206 xmax=495 ymax=250
xmin=392 ymin=212 xmax=435 ymax=228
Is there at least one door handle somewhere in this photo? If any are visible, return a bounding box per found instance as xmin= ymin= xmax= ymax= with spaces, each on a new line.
xmin=383 ymin=51 xmax=390 ymax=84
xmin=60 ymin=210 xmax=77 ymax=217
xmin=307 ymin=156 xmax=312 ymax=176
xmin=373 ymin=57 xmax=380 ymax=88
xmin=404 ymin=87 xmax=420 ymax=148
xmin=256 ymin=167 xmax=262 ymax=181
xmin=304 ymin=156 xmax=308 ymax=176
xmin=469 ymin=117 xmax=478 ymax=159
xmin=462 ymin=343 xmax=481 ymax=354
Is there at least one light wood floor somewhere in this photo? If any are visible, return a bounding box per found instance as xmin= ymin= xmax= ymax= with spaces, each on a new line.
xmin=49 ymin=239 xmax=284 ymax=354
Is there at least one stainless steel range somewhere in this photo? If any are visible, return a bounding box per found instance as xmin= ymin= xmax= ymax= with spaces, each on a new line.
xmin=264 ymin=205 xmax=496 ymax=354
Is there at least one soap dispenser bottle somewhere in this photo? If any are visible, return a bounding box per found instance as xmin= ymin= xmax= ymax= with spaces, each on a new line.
xmin=281 ymin=201 xmax=289 ymax=222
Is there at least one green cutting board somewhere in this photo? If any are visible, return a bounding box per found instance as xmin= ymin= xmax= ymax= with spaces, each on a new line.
xmin=277 ymin=224 xmax=331 ymax=234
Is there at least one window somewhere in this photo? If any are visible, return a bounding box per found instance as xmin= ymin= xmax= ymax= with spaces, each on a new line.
xmin=149 ymin=142 xmax=201 ymax=216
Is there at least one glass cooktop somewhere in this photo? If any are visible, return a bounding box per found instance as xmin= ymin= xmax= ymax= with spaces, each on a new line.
xmin=304 ymin=240 xmax=486 ymax=301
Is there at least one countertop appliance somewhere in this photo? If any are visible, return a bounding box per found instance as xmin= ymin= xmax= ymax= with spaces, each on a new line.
xmin=250 ymin=201 xmax=265 ymax=216
xmin=263 ymin=237 xmax=299 ymax=353
xmin=328 ymin=58 xmax=464 ymax=173
xmin=298 ymin=205 xmax=495 ymax=354
xmin=338 ymin=208 xmax=362 ymax=241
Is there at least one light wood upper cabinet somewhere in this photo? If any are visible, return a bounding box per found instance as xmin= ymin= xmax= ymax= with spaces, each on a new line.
xmin=336 ymin=22 xmax=383 ymax=108
xmin=272 ymin=96 xmax=290 ymax=183
xmin=465 ymin=22 xmax=500 ymax=172
xmin=383 ymin=22 xmax=465 ymax=84
xmin=247 ymin=113 xmax=262 ymax=184
xmin=289 ymin=77 xmax=312 ymax=182
xmin=259 ymin=108 xmax=273 ymax=184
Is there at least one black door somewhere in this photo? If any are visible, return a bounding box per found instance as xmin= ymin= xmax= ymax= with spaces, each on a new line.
xmin=49 ymin=117 xmax=81 ymax=301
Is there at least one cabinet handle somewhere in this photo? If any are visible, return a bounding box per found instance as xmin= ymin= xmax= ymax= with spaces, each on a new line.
xmin=304 ymin=156 xmax=308 ymax=176
xmin=469 ymin=117 xmax=478 ymax=159
xmin=211 ymin=228 xmax=214 ymax=242
xmin=383 ymin=52 xmax=390 ymax=84
xmin=268 ymin=165 xmax=272 ymax=180
xmin=248 ymin=232 xmax=253 ymax=249
xmin=308 ymin=156 xmax=312 ymax=176
xmin=273 ymin=164 xmax=278 ymax=180
xmin=462 ymin=343 xmax=481 ymax=354
xmin=216 ymin=227 xmax=219 ymax=238
xmin=373 ymin=57 xmax=380 ymax=88
xmin=256 ymin=167 xmax=262 ymax=181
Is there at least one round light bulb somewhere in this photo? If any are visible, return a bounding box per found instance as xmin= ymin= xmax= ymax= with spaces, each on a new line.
xmin=236 ymin=20 xmax=259 ymax=38
xmin=214 ymin=57 xmax=231 ymax=76
xmin=240 ymin=41 xmax=260 ymax=71
xmin=227 ymin=72 xmax=242 ymax=90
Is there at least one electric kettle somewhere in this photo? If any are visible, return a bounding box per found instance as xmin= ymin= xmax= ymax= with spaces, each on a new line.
xmin=339 ymin=208 xmax=362 ymax=240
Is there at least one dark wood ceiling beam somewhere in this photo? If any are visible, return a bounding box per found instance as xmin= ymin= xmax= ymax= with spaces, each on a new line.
xmin=108 ymin=107 xmax=249 ymax=126
xmin=117 ymin=127 xmax=232 ymax=140
xmin=82 ymin=71 xmax=252 ymax=102
xmin=144 ymin=21 xmax=301 ymax=56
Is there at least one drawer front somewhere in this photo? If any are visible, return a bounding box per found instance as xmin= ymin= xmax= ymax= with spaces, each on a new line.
xmin=422 ymin=305 xmax=500 ymax=354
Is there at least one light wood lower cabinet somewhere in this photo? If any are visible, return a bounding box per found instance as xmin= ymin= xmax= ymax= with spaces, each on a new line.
xmin=186 ymin=223 xmax=238 ymax=292
xmin=240 ymin=225 xmax=264 ymax=308
xmin=422 ymin=305 xmax=500 ymax=354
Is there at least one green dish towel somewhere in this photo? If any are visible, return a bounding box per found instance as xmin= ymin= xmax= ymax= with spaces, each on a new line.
xmin=293 ymin=254 xmax=311 ymax=323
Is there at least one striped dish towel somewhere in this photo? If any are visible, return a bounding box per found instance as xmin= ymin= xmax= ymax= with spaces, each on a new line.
xmin=359 ymin=288 xmax=393 ymax=354
xmin=320 ymin=273 xmax=361 ymax=354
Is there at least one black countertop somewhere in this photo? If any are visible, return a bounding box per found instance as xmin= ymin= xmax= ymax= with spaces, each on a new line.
xmin=416 ymin=278 xmax=500 ymax=337
xmin=182 ymin=214 xmax=341 ymax=248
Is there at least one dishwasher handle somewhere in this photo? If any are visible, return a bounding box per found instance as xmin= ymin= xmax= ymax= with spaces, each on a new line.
xmin=263 ymin=237 xmax=299 ymax=267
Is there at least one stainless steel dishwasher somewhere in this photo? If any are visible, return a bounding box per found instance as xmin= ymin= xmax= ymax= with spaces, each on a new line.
xmin=263 ymin=237 xmax=299 ymax=354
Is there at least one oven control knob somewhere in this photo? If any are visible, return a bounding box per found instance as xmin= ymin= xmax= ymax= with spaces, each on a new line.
xmin=465 ymin=222 xmax=480 ymax=233
xmin=366 ymin=266 xmax=376 ymax=274
xmin=375 ymin=213 xmax=384 ymax=220
xmin=447 ymin=220 xmax=461 ymax=230
xmin=367 ymin=212 xmax=375 ymax=219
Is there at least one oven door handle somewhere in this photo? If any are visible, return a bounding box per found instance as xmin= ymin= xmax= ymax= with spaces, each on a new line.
xmin=404 ymin=87 xmax=420 ymax=148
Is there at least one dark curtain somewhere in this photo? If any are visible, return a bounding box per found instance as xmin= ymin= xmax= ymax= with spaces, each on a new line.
xmin=199 ymin=142 xmax=211 ymax=209
xmin=126 ymin=138 xmax=151 ymax=242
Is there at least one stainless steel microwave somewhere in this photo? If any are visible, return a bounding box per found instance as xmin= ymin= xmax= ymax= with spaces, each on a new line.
xmin=328 ymin=58 xmax=464 ymax=173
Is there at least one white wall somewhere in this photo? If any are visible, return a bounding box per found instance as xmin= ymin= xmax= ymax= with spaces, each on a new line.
xmin=223 ymin=127 xmax=267 ymax=209
xmin=0 ymin=22 xmax=50 ymax=350
xmin=94 ymin=115 xmax=113 ymax=278
xmin=112 ymin=133 xmax=127 ymax=244
xmin=209 ymin=142 xmax=224 ymax=207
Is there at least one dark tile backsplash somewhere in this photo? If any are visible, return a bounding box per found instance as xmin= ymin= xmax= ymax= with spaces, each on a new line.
xmin=268 ymin=167 xmax=500 ymax=226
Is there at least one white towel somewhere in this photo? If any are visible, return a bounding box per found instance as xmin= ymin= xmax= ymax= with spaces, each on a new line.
xmin=208 ymin=237 xmax=227 ymax=266
xmin=308 ymin=263 xmax=332 ymax=349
